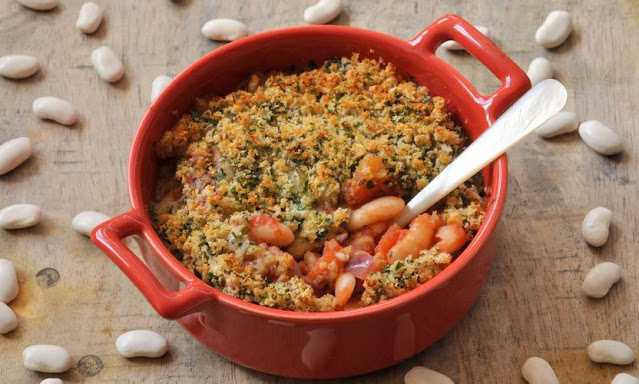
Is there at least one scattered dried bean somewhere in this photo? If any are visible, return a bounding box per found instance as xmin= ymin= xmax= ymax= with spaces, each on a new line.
xmin=0 ymin=55 xmax=39 ymax=79
xmin=0 ymin=258 xmax=19 ymax=303
xmin=91 ymin=46 xmax=124 ymax=83
xmin=23 ymin=345 xmax=74 ymax=373
xmin=72 ymin=211 xmax=109 ymax=236
xmin=441 ymin=26 xmax=489 ymax=51
xmin=304 ymin=0 xmax=343 ymax=25
xmin=535 ymin=11 xmax=572 ymax=48
xmin=581 ymin=207 xmax=612 ymax=247
xmin=612 ymin=373 xmax=639 ymax=384
xmin=587 ymin=340 xmax=635 ymax=365
xmin=0 ymin=137 xmax=33 ymax=175
xmin=116 ymin=330 xmax=168 ymax=358
xmin=578 ymin=120 xmax=623 ymax=155
xmin=76 ymin=2 xmax=103 ymax=34
xmin=404 ymin=366 xmax=453 ymax=384
xmin=0 ymin=301 xmax=18 ymax=333
xmin=151 ymin=75 xmax=173 ymax=102
xmin=0 ymin=204 xmax=42 ymax=229
xmin=582 ymin=262 xmax=621 ymax=299
xmin=521 ymin=357 xmax=559 ymax=384
xmin=201 ymin=19 xmax=248 ymax=41
xmin=527 ymin=57 xmax=553 ymax=86
xmin=535 ymin=111 xmax=578 ymax=138
xmin=15 ymin=0 xmax=57 ymax=11
xmin=32 ymin=96 xmax=78 ymax=126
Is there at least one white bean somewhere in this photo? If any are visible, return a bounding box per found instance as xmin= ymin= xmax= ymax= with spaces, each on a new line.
xmin=0 ymin=137 xmax=33 ymax=175
xmin=22 ymin=345 xmax=74 ymax=373
xmin=521 ymin=357 xmax=559 ymax=384
xmin=76 ymin=2 xmax=103 ymax=34
xmin=582 ymin=262 xmax=621 ymax=298
xmin=303 ymin=0 xmax=343 ymax=25
xmin=347 ymin=196 xmax=405 ymax=231
xmin=91 ymin=46 xmax=124 ymax=83
xmin=41 ymin=379 xmax=64 ymax=384
xmin=535 ymin=111 xmax=579 ymax=138
xmin=526 ymin=57 xmax=553 ymax=86
xmin=404 ymin=366 xmax=454 ymax=384
xmin=0 ymin=55 xmax=40 ymax=79
xmin=0 ymin=301 xmax=18 ymax=333
xmin=150 ymin=75 xmax=173 ymax=102
xmin=116 ymin=330 xmax=168 ymax=358
xmin=441 ymin=26 xmax=489 ymax=51
xmin=0 ymin=259 xmax=19 ymax=303
xmin=581 ymin=206 xmax=612 ymax=247
xmin=201 ymin=19 xmax=248 ymax=41
xmin=613 ymin=373 xmax=639 ymax=384
xmin=0 ymin=203 xmax=42 ymax=229
xmin=72 ymin=211 xmax=109 ymax=236
xmin=15 ymin=0 xmax=57 ymax=11
xmin=32 ymin=96 xmax=78 ymax=126
xmin=587 ymin=340 xmax=635 ymax=365
xmin=536 ymin=11 xmax=572 ymax=48
xmin=335 ymin=272 xmax=355 ymax=306
xmin=578 ymin=120 xmax=623 ymax=156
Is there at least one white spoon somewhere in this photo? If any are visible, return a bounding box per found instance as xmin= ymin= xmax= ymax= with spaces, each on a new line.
xmin=392 ymin=79 xmax=567 ymax=227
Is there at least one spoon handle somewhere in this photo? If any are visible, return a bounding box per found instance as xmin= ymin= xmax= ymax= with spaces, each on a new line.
xmin=392 ymin=79 xmax=567 ymax=227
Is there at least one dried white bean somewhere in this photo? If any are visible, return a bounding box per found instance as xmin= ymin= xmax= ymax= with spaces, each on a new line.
xmin=536 ymin=11 xmax=572 ymax=48
xmin=613 ymin=373 xmax=639 ymax=384
xmin=91 ymin=46 xmax=124 ymax=83
xmin=521 ymin=357 xmax=559 ymax=384
xmin=0 ymin=55 xmax=39 ymax=79
xmin=404 ymin=366 xmax=453 ymax=384
xmin=581 ymin=206 xmax=612 ymax=247
xmin=0 ymin=204 xmax=42 ymax=229
xmin=526 ymin=57 xmax=553 ymax=86
xmin=535 ymin=111 xmax=578 ymax=138
xmin=41 ymin=379 xmax=64 ymax=384
xmin=441 ymin=26 xmax=489 ymax=51
xmin=116 ymin=330 xmax=168 ymax=358
xmin=304 ymin=0 xmax=343 ymax=25
xmin=0 ymin=259 xmax=19 ymax=303
xmin=76 ymin=2 xmax=103 ymax=34
xmin=582 ymin=262 xmax=621 ymax=298
xmin=32 ymin=96 xmax=78 ymax=126
xmin=0 ymin=137 xmax=33 ymax=175
xmin=72 ymin=211 xmax=109 ymax=236
xmin=587 ymin=340 xmax=635 ymax=365
xmin=347 ymin=196 xmax=405 ymax=231
xmin=15 ymin=0 xmax=57 ymax=11
xmin=0 ymin=301 xmax=18 ymax=333
xmin=201 ymin=19 xmax=248 ymax=41
xmin=150 ymin=75 xmax=173 ymax=102
xmin=578 ymin=120 xmax=623 ymax=156
xmin=22 ymin=345 xmax=74 ymax=373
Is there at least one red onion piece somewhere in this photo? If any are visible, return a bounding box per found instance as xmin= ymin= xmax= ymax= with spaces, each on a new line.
xmin=345 ymin=250 xmax=376 ymax=280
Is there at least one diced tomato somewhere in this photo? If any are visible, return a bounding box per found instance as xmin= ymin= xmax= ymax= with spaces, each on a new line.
xmin=374 ymin=224 xmax=405 ymax=258
xmin=344 ymin=156 xmax=396 ymax=207
xmin=306 ymin=239 xmax=345 ymax=285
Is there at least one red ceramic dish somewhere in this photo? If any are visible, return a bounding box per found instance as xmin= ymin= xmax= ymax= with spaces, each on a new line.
xmin=92 ymin=14 xmax=529 ymax=378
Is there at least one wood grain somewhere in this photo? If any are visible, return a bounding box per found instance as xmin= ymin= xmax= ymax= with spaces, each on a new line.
xmin=1 ymin=0 xmax=637 ymax=382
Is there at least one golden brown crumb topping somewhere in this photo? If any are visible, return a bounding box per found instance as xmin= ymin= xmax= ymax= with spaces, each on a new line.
xmin=151 ymin=54 xmax=486 ymax=312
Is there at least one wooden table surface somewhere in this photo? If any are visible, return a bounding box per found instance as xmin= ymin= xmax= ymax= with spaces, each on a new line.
xmin=1 ymin=0 xmax=637 ymax=382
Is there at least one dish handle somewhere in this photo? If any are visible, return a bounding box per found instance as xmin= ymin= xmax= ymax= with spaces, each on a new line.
xmin=409 ymin=14 xmax=530 ymax=123
xmin=91 ymin=210 xmax=216 ymax=319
